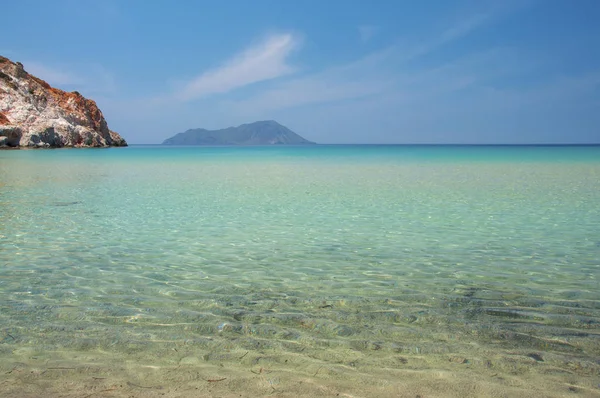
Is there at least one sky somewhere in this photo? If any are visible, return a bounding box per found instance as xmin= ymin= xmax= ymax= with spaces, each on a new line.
xmin=1 ymin=0 xmax=600 ymax=144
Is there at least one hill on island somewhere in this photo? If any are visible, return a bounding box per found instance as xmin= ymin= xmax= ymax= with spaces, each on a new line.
xmin=162 ymin=121 xmax=315 ymax=145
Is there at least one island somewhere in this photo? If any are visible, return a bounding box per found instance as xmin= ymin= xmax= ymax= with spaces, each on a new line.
xmin=0 ymin=55 xmax=127 ymax=148
xmin=162 ymin=120 xmax=315 ymax=145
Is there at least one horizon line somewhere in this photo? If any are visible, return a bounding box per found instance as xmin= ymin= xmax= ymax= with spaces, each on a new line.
xmin=126 ymin=143 xmax=600 ymax=147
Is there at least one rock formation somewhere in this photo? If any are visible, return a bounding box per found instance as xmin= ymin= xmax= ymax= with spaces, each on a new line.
xmin=0 ymin=56 xmax=126 ymax=148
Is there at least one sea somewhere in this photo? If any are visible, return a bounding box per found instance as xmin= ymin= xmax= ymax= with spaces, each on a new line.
xmin=0 ymin=145 xmax=599 ymax=397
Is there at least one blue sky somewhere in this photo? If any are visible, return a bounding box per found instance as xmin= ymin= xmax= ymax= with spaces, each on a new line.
xmin=2 ymin=0 xmax=599 ymax=144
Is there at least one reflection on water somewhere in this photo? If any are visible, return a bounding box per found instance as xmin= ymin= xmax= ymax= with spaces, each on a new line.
xmin=0 ymin=146 xmax=599 ymax=397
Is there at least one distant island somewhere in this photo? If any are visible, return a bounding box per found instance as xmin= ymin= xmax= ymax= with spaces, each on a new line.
xmin=162 ymin=120 xmax=315 ymax=146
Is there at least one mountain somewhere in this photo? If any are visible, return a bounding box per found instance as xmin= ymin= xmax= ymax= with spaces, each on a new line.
xmin=0 ymin=55 xmax=127 ymax=148
xmin=162 ymin=121 xmax=315 ymax=145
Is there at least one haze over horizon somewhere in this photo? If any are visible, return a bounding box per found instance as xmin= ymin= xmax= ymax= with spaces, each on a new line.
xmin=2 ymin=0 xmax=599 ymax=145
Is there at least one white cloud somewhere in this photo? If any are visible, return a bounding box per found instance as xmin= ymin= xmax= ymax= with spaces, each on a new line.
xmin=177 ymin=33 xmax=300 ymax=101
xmin=228 ymin=15 xmax=505 ymax=115
xmin=229 ymin=53 xmax=394 ymax=115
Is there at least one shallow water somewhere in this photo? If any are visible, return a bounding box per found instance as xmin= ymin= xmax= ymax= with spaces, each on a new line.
xmin=0 ymin=145 xmax=599 ymax=397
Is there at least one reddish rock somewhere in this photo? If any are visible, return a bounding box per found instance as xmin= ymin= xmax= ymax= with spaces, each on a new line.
xmin=0 ymin=111 xmax=10 ymax=125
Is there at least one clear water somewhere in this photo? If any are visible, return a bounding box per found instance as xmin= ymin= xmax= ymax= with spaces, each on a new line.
xmin=0 ymin=145 xmax=599 ymax=397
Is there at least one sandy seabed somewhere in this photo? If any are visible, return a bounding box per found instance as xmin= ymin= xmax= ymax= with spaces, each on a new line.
xmin=1 ymin=343 xmax=599 ymax=398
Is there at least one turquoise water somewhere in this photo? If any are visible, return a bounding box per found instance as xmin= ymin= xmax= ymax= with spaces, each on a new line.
xmin=0 ymin=145 xmax=599 ymax=397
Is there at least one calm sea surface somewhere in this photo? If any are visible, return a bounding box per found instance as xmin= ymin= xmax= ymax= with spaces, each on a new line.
xmin=0 ymin=145 xmax=599 ymax=397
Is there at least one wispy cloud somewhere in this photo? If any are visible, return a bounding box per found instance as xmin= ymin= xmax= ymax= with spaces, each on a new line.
xmin=176 ymin=33 xmax=300 ymax=101
xmin=228 ymin=13 xmax=503 ymax=115
xmin=358 ymin=25 xmax=379 ymax=43
xmin=228 ymin=51 xmax=394 ymax=115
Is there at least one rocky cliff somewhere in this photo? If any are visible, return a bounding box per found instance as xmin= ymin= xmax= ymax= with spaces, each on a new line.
xmin=0 ymin=56 xmax=126 ymax=148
